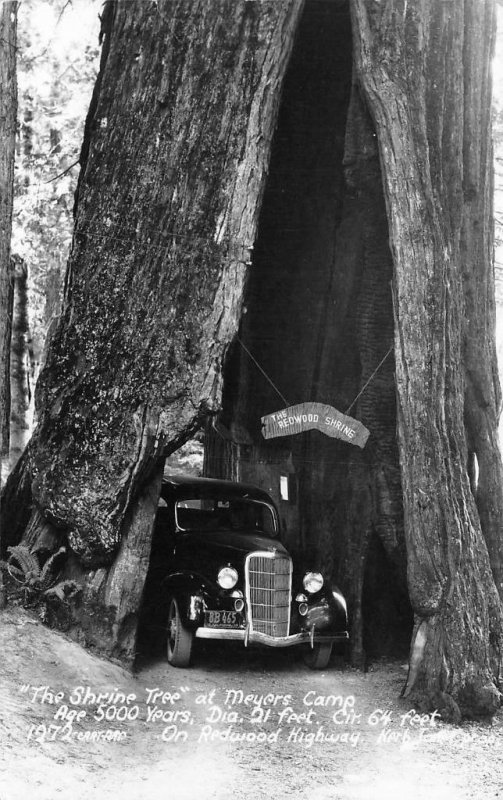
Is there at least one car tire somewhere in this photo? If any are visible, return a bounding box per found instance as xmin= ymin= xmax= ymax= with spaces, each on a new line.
xmin=304 ymin=642 xmax=333 ymax=670
xmin=166 ymin=597 xmax=194 ymax=667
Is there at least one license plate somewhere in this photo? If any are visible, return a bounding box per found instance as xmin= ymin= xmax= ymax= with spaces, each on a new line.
xmin=204 ymin=610 xmax=241 ymax=628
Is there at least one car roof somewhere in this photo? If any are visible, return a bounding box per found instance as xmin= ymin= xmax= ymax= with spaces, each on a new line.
xmin=161 ymin=474 xmax=275 ymax=505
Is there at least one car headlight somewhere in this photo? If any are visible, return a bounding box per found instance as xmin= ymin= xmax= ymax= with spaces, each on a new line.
xmin=303 ymin=571 xmax=324 ymax=594
xmin=218 ymin=566 xmax=238 ymax=589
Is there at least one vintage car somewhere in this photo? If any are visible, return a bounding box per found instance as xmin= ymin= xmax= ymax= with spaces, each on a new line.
xmin=142 ymin=474 xmax=348 ymax=669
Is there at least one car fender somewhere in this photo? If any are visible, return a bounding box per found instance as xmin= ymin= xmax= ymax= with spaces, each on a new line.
xmin=162 ymin=573 xmax=211 ymax=630
xmin=327 ymin=583 xmax=348 ymax=628
xmin=303 ymin=583 xmax=348 ymax=633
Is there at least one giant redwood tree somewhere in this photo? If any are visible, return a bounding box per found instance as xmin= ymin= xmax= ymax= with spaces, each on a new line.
xmin=2 ymin=0 xmax=305 ymax=656
xmin=2 ymin=0 xmax=503 ymax=718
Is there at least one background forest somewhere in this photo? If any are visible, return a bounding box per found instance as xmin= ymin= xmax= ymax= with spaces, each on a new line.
xmin=5 ymin=0 xmax=100 ymax=474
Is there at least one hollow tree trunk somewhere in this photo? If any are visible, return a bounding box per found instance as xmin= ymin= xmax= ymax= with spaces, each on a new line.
xmin=351 ymin=0 xmax=503 ymax=717
xmin=0 ymin=2 xmax=17 ymax=476
xmin=206 ymin=0 xmax=407 ymax=670
xmin=207 ymin=0 xmax=503 ymax=716
xmin=3 ymin=0 xmax=304 ymax=662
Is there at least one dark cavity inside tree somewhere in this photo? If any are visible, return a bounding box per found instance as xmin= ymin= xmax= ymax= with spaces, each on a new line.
xmin=206 ymin=0 xmax=410 ymax=674
xmin=2 ymin=0 xmax=503 ymax=719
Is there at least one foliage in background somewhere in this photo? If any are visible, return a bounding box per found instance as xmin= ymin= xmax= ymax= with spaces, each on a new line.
xmin=13 ymin=0 xmax=99 ymax=375
xmin=164 ymin=436 xmax=204 ymax=477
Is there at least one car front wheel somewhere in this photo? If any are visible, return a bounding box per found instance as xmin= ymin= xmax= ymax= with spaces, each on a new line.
xmin=304 ymin=641 xmax=333 ymax=670
xmin=167 ymin=597 xmax=194 ymax=667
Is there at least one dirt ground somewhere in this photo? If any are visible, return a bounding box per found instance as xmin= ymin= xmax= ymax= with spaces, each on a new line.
xmin=1 ymin=605 xmax=502 ymax=800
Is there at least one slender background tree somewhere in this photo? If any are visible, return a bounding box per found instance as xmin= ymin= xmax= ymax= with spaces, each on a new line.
xmin=0 ymin=0 xmax=17 ymax=475
xmin=0 ymin=0 xmax=18 ymax=608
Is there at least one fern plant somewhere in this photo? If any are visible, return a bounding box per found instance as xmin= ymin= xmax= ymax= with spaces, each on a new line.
xmin=0 ymin=544 xmax=76 ymax=606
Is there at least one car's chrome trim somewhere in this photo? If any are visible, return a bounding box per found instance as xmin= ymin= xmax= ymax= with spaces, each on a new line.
xmin=245 ymin=550 xmax=292 ymax=638
xmin=195 ymin=628 xmax=349 ymax=647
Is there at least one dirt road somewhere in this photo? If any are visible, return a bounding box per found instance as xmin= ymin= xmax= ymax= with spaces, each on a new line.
xmin=1 ymin=606 xmax=502 ymax=800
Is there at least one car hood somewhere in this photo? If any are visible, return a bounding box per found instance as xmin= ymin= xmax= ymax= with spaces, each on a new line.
xmin=179 ymin=529 xmax=289 ymax=560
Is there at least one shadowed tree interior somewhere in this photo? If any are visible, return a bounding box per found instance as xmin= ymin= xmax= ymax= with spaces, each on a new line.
xmin=205 ymin=0 xmax=412 ymax=665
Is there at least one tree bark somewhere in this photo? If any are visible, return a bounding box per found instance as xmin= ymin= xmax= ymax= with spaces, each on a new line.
xmin=350 ymin=0 xmax=503 ymax=717
xmin=461 ymin=0 xmax=503 ymax=597
xmin=0 ymin=262 xmax=14 ymax=473
xmin=0 ymin=1 xmax=17 ymax=475
xmin=9 ymin=255 xmax=31 ymax=471
xmin=26 ymin=0 xmax=303 ymax=561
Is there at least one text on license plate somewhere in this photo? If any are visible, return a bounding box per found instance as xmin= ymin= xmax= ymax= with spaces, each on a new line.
xmin=205 ymin=610 xmax=241 ymax=628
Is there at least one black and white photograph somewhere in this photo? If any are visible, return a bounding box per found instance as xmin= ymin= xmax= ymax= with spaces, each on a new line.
xmin=1 ymin=1 xmax=503 ymax=798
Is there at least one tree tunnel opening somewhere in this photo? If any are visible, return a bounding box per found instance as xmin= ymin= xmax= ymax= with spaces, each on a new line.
xmin=205 ymin=0 xmax=413 ymax=665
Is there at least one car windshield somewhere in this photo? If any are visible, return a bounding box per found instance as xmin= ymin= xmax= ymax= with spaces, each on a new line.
xmin=175 ymin=497 xmax=277 ymax=536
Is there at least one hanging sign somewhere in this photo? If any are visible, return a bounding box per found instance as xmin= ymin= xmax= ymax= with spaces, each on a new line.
xmin=261 ymin=402 xmax=370 ymax=449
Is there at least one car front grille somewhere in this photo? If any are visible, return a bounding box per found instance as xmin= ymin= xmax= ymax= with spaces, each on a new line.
xmin=245 ymin=551 xmax=292 ymax=637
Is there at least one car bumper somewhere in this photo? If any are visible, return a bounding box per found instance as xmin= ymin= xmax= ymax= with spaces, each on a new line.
xmin=195 ymin=627 xmax=349 ymax=648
